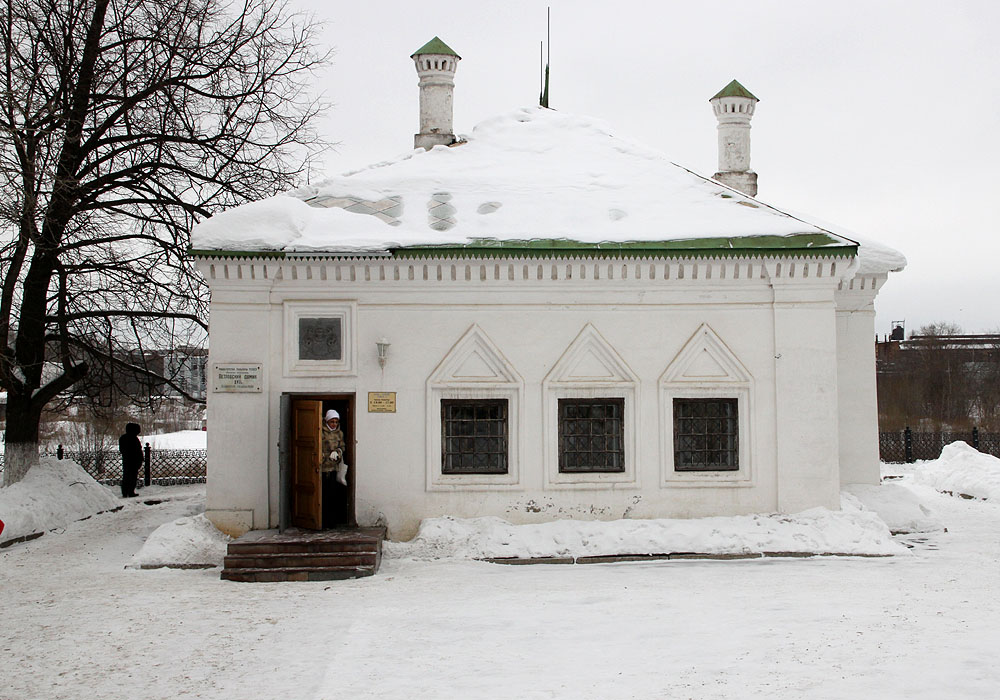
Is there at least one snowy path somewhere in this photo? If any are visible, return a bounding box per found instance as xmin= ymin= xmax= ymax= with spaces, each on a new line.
xmin=3 ymin=482 xmax=1000 ymax=699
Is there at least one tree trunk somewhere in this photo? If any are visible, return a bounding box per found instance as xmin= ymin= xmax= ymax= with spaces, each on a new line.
xmin=2 ymin=392 xmax=43 ymax=486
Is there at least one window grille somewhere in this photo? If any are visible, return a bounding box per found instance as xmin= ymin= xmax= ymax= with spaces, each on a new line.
xmin=558 ymin=398 xmax=625 ymax=473
xmin=441 ymin=399 xmax=508 ymax=474
xmin=673 ymin=398 xmax=739 ymax=471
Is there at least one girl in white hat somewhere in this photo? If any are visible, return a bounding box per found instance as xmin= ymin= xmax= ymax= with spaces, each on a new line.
xmin=321 ymin=409 xmax=349 ymax=486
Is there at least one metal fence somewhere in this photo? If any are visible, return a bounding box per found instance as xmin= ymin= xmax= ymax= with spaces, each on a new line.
xmin=880 ymin=427 xmax=999 ymax=463
xmin=0 ymin=444 xmax=206 ymax=486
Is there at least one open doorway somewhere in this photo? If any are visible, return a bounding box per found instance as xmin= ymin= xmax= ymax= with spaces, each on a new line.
xmin=280 ymin=393 xmax=356 ymax=531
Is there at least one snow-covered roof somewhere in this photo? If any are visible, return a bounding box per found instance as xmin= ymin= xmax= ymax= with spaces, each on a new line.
xmin=191 ymin=107 xmax=904 ymax=272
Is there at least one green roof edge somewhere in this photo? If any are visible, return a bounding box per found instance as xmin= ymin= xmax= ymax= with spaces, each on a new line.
xmin=189 ymin=248 xmax=286 ymax=259
xmin=711 ymin=79 xmax=758 ymax=102
xmin=393 ymin=233 xmax=851 ymax=256
xmin=191 ymin=234 xmax=857 ymax=261
xmin=411 ymin=36 xmax=461 ymax=59
xmin=392 ymin=244 xmax=854 ymax=260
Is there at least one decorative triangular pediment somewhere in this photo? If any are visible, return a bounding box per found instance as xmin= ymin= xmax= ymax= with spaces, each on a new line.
xmin=571 ymin=350 xmax=617 ymax=380
xmin=545 ymin=324 xmax=638 ymax=385
xmin=685 ymin=349 xmax=730 ymax=378
xmin=660 ymin=324 xmax=751 ymax=384
xmin=453 ymin=349 xmax=501 ymax=379
xmin=428 ymin=324 xmax=522 ymax=386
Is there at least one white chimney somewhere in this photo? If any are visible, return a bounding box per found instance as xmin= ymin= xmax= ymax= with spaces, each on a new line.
xmin=709 ymin=79 xmax=759 ymax=197
xmin=411 ymin=37 xmax=461 ymax=151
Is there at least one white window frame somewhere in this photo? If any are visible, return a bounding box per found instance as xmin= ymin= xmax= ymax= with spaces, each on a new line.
xmin=659 ymin=324 xmax=755 ymax=487
xmin=544 ymin=386 xmax=638 ymax=488
xmin=661 ymin=385 xmax=753 ymax=486
xmin=543 ymin=324 xmax=640 ymax=490
xmin=426 ymin=325 xmax=523 ymax=491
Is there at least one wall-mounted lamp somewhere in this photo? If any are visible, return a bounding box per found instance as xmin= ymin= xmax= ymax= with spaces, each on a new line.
xmin=376 ymin=337 xmax=391 ymax=368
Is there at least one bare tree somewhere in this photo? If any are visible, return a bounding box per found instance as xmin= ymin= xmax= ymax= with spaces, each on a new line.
xmin=0 ymin=0 xmax=328 ymax=484
xmin=878 ymin=321 xmax=1000 ymax=432
xmin=915 ymin=322 xmax=962 ymax=337
xmin=910 ymin=323 xmax=968 ymax=426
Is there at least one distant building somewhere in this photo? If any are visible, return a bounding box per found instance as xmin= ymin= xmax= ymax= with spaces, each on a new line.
xmin=191 ymin=38 xmax=905 ymax=539
xmin=876 ymin=334 xmax=1000 ymax=430
xmin=163 ymin=347 xmax=208 ymax=401
xmin=877 ymin=334 xmax=1000 ymax=371
xmin=56 ymin=346 xmax=208 ymax=408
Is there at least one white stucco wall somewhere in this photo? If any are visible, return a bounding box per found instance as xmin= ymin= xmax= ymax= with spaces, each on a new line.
xmin=197 ymin=254 xmax=870 ymax=540
xmin=203 ymin=287 xmax=272 ymax=536
xmin=835 ymin=274 xmax=886 ymax=486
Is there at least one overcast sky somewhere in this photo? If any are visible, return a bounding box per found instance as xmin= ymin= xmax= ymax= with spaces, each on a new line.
xmin=294 ymin=0 xmax=999 ymax=336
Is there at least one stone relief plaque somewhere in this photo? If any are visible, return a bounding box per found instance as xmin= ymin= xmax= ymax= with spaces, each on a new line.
xmin=298 ymin=317 xmax=342 ymax=361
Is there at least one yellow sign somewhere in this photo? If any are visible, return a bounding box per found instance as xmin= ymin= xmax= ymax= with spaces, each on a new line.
xmin=368 ymin=392 xmax=397 ymax=413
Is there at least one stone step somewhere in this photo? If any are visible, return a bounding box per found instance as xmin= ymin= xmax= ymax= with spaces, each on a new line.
xmin=221 ymin=565 xmax=375 ymax=583
xmin=227 ymin=540 xmax=380 ymax=556
xmin=224 ymin=552 xmax=377 ymax=569
xmin=221 ymin=526 xmax=386 ymax=582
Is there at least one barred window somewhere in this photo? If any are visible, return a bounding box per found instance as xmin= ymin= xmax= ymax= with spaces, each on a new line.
xmin=558 ymin=398 xmax=625 ymax=473
xmin=441 ymin=399 xmax=508 ymax=474
xmin=673 ymin=398 xmax=739 ymax=471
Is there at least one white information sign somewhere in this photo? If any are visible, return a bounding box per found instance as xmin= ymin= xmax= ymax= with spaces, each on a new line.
xmin=213 ymin=364 xmax=263 ymax=393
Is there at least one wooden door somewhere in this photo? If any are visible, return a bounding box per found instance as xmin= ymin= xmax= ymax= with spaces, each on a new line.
xmin=291 ymin=399 xmax=322 ymax=529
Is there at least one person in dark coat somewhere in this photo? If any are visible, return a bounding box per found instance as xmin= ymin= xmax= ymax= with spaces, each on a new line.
xmin=118 ymin=422 xmax=143 ymax=498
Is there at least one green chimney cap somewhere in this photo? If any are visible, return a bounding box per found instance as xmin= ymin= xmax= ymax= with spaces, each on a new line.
xmin=710 ymin=79 xmax=758 ymax=102
xmin=411 ymin=36 xmax=461 ymax=59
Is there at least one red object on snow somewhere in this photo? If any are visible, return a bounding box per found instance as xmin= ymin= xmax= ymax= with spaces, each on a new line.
xmin=0 ymin=518 xmax=4 ymax=536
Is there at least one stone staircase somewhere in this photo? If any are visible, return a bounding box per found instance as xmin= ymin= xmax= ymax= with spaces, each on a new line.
xmin=221 ymin=526 xmax=385 ymax=582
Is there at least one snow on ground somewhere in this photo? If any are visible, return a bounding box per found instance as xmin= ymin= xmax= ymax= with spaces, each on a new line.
xmin=128 ymin=512 xmax=229 ymax=569
xmin=0 ymin=458 xmax=120 ymax=544
xmin=144 ymin=429 xmax=207 ymax=450
xmin=842 ymin=483 xmax=944 ymax=534
xmin=386 ymin=502 xmax=905 ymax=560
xmin=3 ymin=447 xmax=1000 ymax=699
xmin=914 ymin=440 xmax=1000 ymax=501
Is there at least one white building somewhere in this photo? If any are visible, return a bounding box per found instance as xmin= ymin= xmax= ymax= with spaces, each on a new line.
xmin=191 ymin=38 xmax=904 ymax=539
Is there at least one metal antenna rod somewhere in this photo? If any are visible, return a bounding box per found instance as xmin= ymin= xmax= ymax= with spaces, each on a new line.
xmin=539 ymin=7 xmax=551 ymax=108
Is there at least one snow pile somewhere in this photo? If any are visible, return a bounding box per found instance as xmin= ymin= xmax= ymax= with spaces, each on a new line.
xmin=0 ymin=455 xmax=223 ymax=566
xmin=0 ymin=458 xmax=120 ymax=545
xmin=851 ymin=236 xmax=907 ymax=274
xmin=195 ymin=195 xmax=316 ymax=251
xmin=191 ymin=107 xmax=903 ymax=268
xmin=128 ymin=513 xmax=229 ymax=569
xmin=914 ymin=441 xmax=1000 ymax=501
xmin=385 ymin=498 xmax=906 ymax=561
xmin=843 ymin=483 xmax=944 ymax=533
